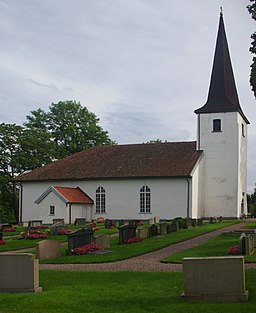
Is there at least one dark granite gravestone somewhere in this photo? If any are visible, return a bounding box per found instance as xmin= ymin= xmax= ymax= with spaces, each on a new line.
xmin=0 ymin=229 xmax=2 ymax=241
xmin=149 ymin=224 xmax=158 ymax=237
xmin=170 ymin=222 xmax=178 ymax=232
xmin=119 ymin=220 xmax=125 ymax=227
xmin=197 ymin=218 xmax=203 ymax=226
xmin=105 ymin=219 xmax=112 ymax=229
xmin=67 ymin=228 xmax=94 ymax=254
xmin=118 ymin=224 xmax=137 ymax=244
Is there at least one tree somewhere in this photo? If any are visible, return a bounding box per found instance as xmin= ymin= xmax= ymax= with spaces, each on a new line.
xmin=247 ymin=0 xmax=256 ymax=98
xmin=0 ymin=123 xmax=55 ymax=221
xmin=25 ymin=100 xmax=115 ymax=158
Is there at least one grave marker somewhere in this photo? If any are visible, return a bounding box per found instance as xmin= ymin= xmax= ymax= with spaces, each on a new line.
xmin=36 ymin=240 xmax=61 ymax=261
xmin=118 ymin=224 xmax=136 ymax=244
xmin=67 ymin=228 xmax=94 ymax=254
xmin=0 ymin=253 xmax=42 ymax=293
xmin=149 ymin=224 xmax=158 ymax=237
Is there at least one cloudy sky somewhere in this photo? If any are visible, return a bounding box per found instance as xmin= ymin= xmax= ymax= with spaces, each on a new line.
xmin=0 ymin=1 xmax=255 ymax=192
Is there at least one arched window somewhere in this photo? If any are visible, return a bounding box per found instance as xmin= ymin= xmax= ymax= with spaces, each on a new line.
xmin=140 ymin=186 xmax=151 ymax=213
xmin=213 ymin=119 xmax=221 ymax=132
xmin=96 ymin=187 xmax=106 ymax=213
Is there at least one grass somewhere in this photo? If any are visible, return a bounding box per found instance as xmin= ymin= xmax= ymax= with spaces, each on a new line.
xmin=0 ymin=270 xmax=256 ymax=313
xmin=1 ymin=224 xmax=118 ymax=252
xmin=242 ymin=222 xmax=256 ymax=229
xmin=41 ymin=220 xmax=241 ymax=264
xmin=162 ymin=232 xmax=256 ymax=263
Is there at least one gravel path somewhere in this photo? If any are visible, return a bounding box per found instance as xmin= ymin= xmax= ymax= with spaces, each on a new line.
xmin=40 ymin=220 xmax=256 ymax=272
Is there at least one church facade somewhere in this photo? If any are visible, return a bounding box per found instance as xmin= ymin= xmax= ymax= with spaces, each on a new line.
xmin=16 ymin=12 xmax=249 ymax=224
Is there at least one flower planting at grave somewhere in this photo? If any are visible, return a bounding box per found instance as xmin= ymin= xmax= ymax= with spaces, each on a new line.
xmin=71 ymin=243 xmax=103 ymax=255
xmin=58 ymin=229 xmax=72 ymax=235
xmin=124 ymin=237 xmax=143 ymax=244
xmin=27 ymin=233 xmax=48 ymax=240
xmin=33 ymin=225 xmax=49 ymax=230
xmin=227 ymin=245 xmax=241 ymax=255
xmin=0 ymin=240 xmax=6 ymax=245
xmin=3 ymin=227 xmax=16 ymax=232
xmin=94 ymin=227 xmax=100 ymax=231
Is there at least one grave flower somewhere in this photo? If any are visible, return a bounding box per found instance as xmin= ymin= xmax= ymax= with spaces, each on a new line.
xmin=58 ymin=230 xmax=72 ymax=235
xmin=227 ymin=245 xmax=240 ymax=255
xmin=0 ymin=240 xmax=6 ymax=245
xmin=3 ymin=227 xmax=16 ymax=232
xmin=72 ymin=243 xmax=103 ymax=255
xmin=27 ymin=233 xmax=48 ymax=240
xmin=125 ymin=237 xmax=143 ymax=244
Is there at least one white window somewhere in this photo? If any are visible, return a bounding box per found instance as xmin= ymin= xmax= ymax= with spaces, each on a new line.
xmin=49 ymin=205 xmax=55 ymax=216
xmin=96 ymin=187 xmax=106 ymax=213
xmin=140 ymin=185 xmax=151 ymax=213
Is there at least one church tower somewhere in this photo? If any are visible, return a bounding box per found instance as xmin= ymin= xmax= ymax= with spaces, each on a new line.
xmin=194 ymin=10 xmax=249 ymax=218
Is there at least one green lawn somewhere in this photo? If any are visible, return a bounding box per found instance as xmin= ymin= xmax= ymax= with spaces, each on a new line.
xmin=162 ymin=232 xmax=256 ymax=263
xmin=242 ymin=222 xmax=256 ymax=229
xmin=41 ymin=220 xmax=241 ymax=264
xmin=0 ymin=270 xmax=255 ymax=313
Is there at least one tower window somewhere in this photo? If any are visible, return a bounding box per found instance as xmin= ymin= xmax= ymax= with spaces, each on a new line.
xmin=242 ymin=124 xmax=245 ymax=137
xmin=140 ymin=185 xmax=151 ymax=213
xmin=213 ymin=119 xmax=221 ymax=132
xmin=96 ymin=186 xmax=106 ymax=213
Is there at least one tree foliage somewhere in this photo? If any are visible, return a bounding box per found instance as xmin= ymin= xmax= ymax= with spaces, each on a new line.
xmin=247 ymin=0 xmax=256 ymax=98
xmin=25 ymin=100 xmax=114 ymax=158
xmin=0 ymin=100 xmax=115 ymax=222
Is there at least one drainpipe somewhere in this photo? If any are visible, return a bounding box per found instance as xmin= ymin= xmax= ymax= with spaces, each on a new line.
xmin=18 ymin=183 xmax=23 ymax=225
xmin=69 ymin=204 xmax=72 ymax=224
xmin=185 ymin=178 xmax=190 ymax=218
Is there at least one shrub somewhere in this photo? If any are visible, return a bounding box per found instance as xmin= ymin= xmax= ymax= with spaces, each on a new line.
xmin=227 ymin=245 xmax=240 ymax=255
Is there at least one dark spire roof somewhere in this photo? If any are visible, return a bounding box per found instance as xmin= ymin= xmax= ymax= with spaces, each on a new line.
xmin=195 ymin=11 xmax=249 ymax=124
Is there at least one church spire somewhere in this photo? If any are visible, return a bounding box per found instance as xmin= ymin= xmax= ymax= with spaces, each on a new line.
xmin=195 ymin=10 xmax=249 ymax=124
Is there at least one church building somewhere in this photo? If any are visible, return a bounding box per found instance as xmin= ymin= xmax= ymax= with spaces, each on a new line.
xmin=16 ymin=12 xmax=249 ymax=224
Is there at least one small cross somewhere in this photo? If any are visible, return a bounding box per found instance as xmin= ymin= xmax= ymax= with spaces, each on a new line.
xmin=220 ymin=6 xmax=223 ymax=16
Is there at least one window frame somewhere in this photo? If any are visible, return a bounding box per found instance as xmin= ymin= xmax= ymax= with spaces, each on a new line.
xmin=140 ymin=185 xmax=151 ymax=213
xmin=212 ymin=119 xmax=222 ymax=132
xmin=49 ymin=205 xmax=55 ymax=216
xmin=96 ymin=186 xmax=106 ymax=214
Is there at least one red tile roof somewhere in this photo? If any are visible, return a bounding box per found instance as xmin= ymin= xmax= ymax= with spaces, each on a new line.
xmin=54 ymin=187 xmax=93 ymax=204
xmin=16 ymin=141 xmax=202 ymax=182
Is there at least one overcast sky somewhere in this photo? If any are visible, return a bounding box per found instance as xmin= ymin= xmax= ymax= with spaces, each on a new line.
xmin=0 ymin=1 xmax=255 ymax=192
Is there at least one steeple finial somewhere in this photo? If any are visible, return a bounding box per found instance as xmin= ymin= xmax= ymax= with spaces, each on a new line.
xmin=220 ymin=6 xmax=223 ymax=16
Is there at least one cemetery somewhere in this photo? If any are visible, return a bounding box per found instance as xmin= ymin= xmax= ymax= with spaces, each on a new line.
xmin=1 ymin=218 xmax=256 ymax=312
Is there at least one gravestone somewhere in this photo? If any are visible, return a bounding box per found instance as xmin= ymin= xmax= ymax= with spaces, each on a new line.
xmin=50 ymin=223 xmax=67 ymax=236
xmin=137 ymin=227 xmax=149 ymax=240
xmin=0 ymin=253 xmax=42 ymax=293
xmin=36 ymin=240 xmax=61 ymax=261
xmin=160 ymin=222 xmax=168 ymax=235
xmin=86 ymin=222 xmax=96 ymax=229
xmin=105 ymin=219 xmax=113 ymax=229
xmin=94 ymin=234 xmax=110 ymax=249
xmin=149 ymin=224 xmax=158 ymax=237
xmin=74 ymin=218 xmax=87 ymax=226
xmin=28 ymin=220 xmax=43 ymax=227
xmin=240 ymin=233 xmax=255 ymax=255
xmin=119 ymin=220 xmax=125 ymax=227
xmin=170 ymin=221 xmax=179 ymax=232
xmin=154 ymin=216 xmax=160 ymax=223
xmin=197 ymin=218 xmax=203 ymax=226
xmin=0 ymin=230 xmax=2 ymax=241
xmin=118 ymin=224 xmax=137 ymax=244
xmin=52 ymin=218 xmax=65 ymax=225
xmin=67 ymin=228 xmax=94 ymax=254
xmin=149 ymin=218 xmax=154 ymax=225
xmin=209 ymin=217 xmax=217 ymax=224
xmin=182 ymin=256 xmax=248 ymax=302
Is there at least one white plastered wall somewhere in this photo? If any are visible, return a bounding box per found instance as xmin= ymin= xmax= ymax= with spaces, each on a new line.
xmin=20 ymin=177 xmax=194 ymax=223
xmin=197 ymin=112 xmax=248 ymax=218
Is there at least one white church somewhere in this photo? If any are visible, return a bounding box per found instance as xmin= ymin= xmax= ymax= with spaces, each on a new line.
xmin=16 ymin=12 xmax=249 ymax=224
